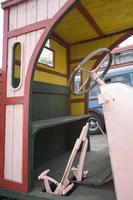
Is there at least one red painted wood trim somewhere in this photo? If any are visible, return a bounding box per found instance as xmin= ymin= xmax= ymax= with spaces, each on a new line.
xmin=71 ymin=98 xmax=87 ymax=103
xmin=76 ymin=2 xmax=104 ymax=37
xmin=89 ymin=97 xmax=98 ymax=101
xmin=70 ymin=97 xmax=99 ymax=113
xmin=93 ymin=30 xmax=133 ymax=69
xmin=66 ymin=47 xmax=71 ymax=81
xmin=36 ymin=65 xmax=67 ymax=78
xmin=23 ymin=0 xmax=78 ymax=192
xmin=109 ymin=31 xmax=133 ymax=52
xmin=70 ymin=57 xmax=90 ymax=64
xmin=7 ymin=19 xmax=51 ymax=38
xmin=22 ymin=98 xmax=28 ymax=192
xmin=15 ymin=59 xmax=67 ymax=78
xmin=112 ymin=44 xmax=133 ymax=53
xmin=98 ymin=61 xmax=133 ymax=72
xmin=66 ymin=46 xmax=71 ymax=115
xmin=15 ymin=59 xmax=21 ymax=65
xmin=5 ymin=96 xmax=24 ymax=104
xmin=1 ymin=0 xmax=27 ymax=9
xmin=85 ymin=80 xmax=90 ymax=114
xmin=0 ymin=9 xmax=9 ymax=188
xmin=51 ymin=32 xmax=69 ymax=47
xmin=2 ymin=180 xmax=22 ymax=192
xmin=70 ymin=27 xmax=133 ymax=46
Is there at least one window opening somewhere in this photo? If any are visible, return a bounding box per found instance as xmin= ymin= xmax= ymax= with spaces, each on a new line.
xmin=38 ymin=39 xmax=55 ymax=68
xmin=11 ymin=42 xmax=22 ymax=89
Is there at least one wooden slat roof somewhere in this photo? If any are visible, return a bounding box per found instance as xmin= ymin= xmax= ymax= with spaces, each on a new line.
xmin=54 ymin=0 xmax=133 ymax=45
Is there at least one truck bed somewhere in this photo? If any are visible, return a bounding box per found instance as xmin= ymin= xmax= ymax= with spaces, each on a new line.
xmin=31 ymin=148 xmax=116 ymax=200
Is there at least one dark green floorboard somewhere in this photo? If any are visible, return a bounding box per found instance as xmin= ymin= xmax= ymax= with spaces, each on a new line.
xmin=32 ymin=148 xmax=116 ymax=200
xmin=0 ymin=148 xmax=116 ymax=200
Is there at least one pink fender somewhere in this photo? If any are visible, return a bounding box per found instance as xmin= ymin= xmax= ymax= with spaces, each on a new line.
xmin=99 ymin=83 xmax=133 ymax=200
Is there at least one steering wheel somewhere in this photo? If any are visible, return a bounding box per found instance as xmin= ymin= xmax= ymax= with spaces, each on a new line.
xmin=68 ymin=48 xmax=113 ymax=95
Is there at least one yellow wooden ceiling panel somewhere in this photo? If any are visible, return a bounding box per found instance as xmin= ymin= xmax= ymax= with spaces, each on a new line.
xmin=70 ymin=33 xmax=124 ymax=60
xmin=54 ymin=8 xmax=98 ymax=43
xmin=81 ymin=0 xmax=133 ymax=34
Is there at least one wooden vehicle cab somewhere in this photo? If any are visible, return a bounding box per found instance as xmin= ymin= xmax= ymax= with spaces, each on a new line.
xmin=0 ymin=0 xmax=133 ymax=200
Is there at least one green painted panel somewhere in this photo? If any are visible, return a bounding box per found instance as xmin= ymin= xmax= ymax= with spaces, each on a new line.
xmin=32 ymin=81 xmax=69 ymax=95
xmin=33 ymin=119 xmax=89 ymax=178
xmin=31 ymin=81 xmax=69 ymax=121
xmin=34 ymin=125 xmax=67 ymax=171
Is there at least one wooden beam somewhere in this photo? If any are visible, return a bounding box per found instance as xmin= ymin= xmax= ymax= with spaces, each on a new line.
xmin=76 ymin=2 xmax=104 ymax=37
xmin=1 ymin=0 xmax=27 ymax=9
xmin=70 ymin=27 xmax=133 ymax=46
xmin=92 ymin=30 xmax=133 ymax=69
xmin=7 ymin=19 xmax=51 ymax=38
xmin=51 ymin=32 xmax=69 ymax=47
xmin=36 ymin=65 xmax=67 ymax=78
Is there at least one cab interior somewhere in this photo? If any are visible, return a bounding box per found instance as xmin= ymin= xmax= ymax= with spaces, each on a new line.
xmin=14 ymin=0 xmax=133 ymax=199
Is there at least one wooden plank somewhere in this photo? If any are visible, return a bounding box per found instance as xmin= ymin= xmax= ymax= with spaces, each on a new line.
xmin=81 ymin=0 xmax=133 ymax=35
xmin=12 ymin=105 xmax=23 ymax=182
xmin=1 ymin=0 xmax=26 ymax=9
xmin=14 ymin=1 xmax=26 ymax=96
xmin=37 ymin=0 xmax=48 ymax=21
xmin=26 ymin=0 xmax=37 ymax=25
xmin=4 ymin=105 xmax=14 ymax=180
xmin=25 ymin=32 xmax=37 ymax=79
xmin=17 ymin=1 xmax=26 ymax=28
xmin=22 ymin=31 xmax=40 ymax=105
xmin=32 ymin=115 xmax=90 ymax=135
xmin=51 ymin=32 xmax=69 ymax=47
xmin=25 ymin=28 xmax=45 ymax=79
xmin=36 ymin=29 xmax=45 ymax=42
xmin=76 ymin=3 xmax=104 ymax=37
xmin=48 ymin=0 xmax=60 ymax=18
xmin=32 ymin=81 xmax=69 ymax=94
xmin=7 ymin=19 xmax=50 ymax=39
xmin=9 ymin=6 xmax=17 ymax=31
xmin=54 ymin=8 xmax=97 ymax=44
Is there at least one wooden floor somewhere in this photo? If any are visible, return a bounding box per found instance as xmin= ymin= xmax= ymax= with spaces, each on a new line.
xmin=32 ymin=148 xmax=117 ymax=200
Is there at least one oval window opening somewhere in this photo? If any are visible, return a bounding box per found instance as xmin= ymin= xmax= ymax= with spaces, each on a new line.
xmin=12 ymin=42 xmax=21 ymax=89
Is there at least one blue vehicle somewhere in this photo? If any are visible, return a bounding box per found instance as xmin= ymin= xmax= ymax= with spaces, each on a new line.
xmin=89 ymin=46 xmax=133 ymax=134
